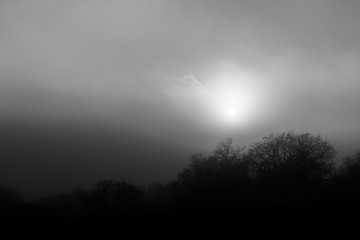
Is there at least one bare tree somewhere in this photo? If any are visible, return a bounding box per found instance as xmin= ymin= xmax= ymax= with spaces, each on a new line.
xmin=248 ymin=132 xmax=337 ymax=184
xmin=213 ymin=138 xmax=245 ymax=162
xmin=176 ymin=138 xmax=250 ymax=193
xmin=338 ymin=151 xmax=360 ymax=178
xmin=87 ymin=179 xmax=145 ymax=215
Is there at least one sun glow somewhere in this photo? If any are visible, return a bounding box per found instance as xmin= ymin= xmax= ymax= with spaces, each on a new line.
xmin=204 ymin=65 xmax=260 ymax=127
xmin=165 ymin=61 xmax=266 ymax=131
xmin=227 ymin=107 xmax=236 ymax=117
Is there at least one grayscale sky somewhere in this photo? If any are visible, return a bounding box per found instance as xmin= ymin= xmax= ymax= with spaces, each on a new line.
xmin=1 ymin=0 xmax=360 ymax=199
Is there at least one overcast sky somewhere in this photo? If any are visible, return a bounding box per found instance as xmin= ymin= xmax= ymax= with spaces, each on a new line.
xmin=1 ymin=0 xmax=360 ymax=199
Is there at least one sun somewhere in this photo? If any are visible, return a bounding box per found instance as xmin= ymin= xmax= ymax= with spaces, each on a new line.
xmin=203 ymin=66 xmax=260 ymax=126
xmin=227 ymin=107 xmax=236 ymax=117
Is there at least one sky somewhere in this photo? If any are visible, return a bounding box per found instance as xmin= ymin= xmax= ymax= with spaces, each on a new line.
xmin=1 ymin=0 xmax=360 ymax=200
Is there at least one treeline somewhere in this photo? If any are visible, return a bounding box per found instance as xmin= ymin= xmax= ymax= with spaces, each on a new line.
xmin=2 ymin=132 xmax=360 ymax=220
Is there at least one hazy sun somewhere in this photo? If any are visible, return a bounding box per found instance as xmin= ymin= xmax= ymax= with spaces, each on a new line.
xmin=204 ymin=64 xmax=260 ymax=126
xmin=171 ymin=61 xmax=264 ymax=129
xmin=227 ymin=107 xmax=236 ymax=117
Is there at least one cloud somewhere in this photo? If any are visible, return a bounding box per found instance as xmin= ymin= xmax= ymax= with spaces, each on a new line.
xmin=178 ymin=75 xmax=206 ymax=91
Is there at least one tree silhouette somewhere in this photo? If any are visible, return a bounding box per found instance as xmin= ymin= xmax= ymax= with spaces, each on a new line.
xmin=176 ymin=138 xmax=249 ymax=190
xmin=338 ymin=150 xmax=360 ymax=178
xmin=0 ymin=185 xmax=23 ymax=206
xmin=248 ymin=132 xmax=337 ymax=187
xmin=0 ymin=185 xmax=24 ymax=219
xmin=86 ymin=179 xmax=145 ymax=216
xmin=172 ymin=138 xmax=252 ymax=212
xmin=3 ymin=133 xmax=360 ymax=219
xmin=331 ymin=151 xmax=360 ymax=204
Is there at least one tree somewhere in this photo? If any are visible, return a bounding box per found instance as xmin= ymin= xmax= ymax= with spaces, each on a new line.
xmin=338 ymin=151 xmax=360 ymax=178
xmin=328 ymin=150 xmax=360 ymax=208
xmin=0 ymin=185 xmax=24 ymax=218
xmin=86 ymin=179 xmax=145 ymax=216
xmin=171 ymin=138 xmax=252 ymax=213
xmin=0 ymin=186 xmax=23 ymax=206
xmin=248 ymin=132 xmax=337 ymax=185
xmin=176 ymin=138 xmax=249 ymax=192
